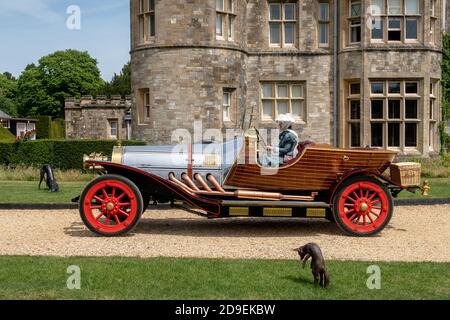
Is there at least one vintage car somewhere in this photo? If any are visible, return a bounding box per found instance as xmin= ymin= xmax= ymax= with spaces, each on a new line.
xmin=79 ymin=128 xmax=421 ymax=237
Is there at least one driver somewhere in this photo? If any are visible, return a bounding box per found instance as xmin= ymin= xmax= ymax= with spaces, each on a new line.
xmin=265 ymin=114 xmax=299 ymax=166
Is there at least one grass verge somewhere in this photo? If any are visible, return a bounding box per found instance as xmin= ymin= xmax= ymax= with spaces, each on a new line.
xmin=0 ymin=256 xmax=448 ymax=300
xmin=0 ymin=181 xmax=87 ymax=204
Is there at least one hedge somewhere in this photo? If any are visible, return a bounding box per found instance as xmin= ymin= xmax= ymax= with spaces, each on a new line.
xmin=35 ymin=116 xmax=65 ymax=139
xmin=0 ymin=139 xmax=146 ymax=170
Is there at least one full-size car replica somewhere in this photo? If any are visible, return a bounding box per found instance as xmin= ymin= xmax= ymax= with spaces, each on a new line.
xmin=80 ymin=129 xmax=421 ymax=237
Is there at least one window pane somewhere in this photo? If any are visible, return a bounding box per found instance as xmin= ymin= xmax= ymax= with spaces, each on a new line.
xmin=216 ymin=0 xmax=224 ymax=11
xmin=351 ymin=1 xmax=362 ymax=17
xmin=371 ymin=100 xmax=384 ymax=119
xmin=149 ymin=15 xmax=155 ymax=37
xmin=388 ymin=123 xmax=400 ymax=147
xmin=406 ymin=82 xmax=418 ymax=94
xmin=139 ymin=17 xmax=145 ymax=41
xmin=388 ymin=100 xmax=401 ymax=119
xmin=430 ymin=99 xmax=434 ymax=119
xmin=351 ymin=123 xmax=361 ymax=147
xmin=320 ymin=23 xmax=329 ymax=44
xmin=405 ymin=0 xmax=419 ymax=15
xmin=285 ymin=4 xmax=296 ymax=20
xmin=292 ymin=85 xmax=303 ymax=98
xmin=350 ymin=83 xmax=360 ymax=95
xmin=228 ymin=15 xmax=233 ymax=39
xmin=263 ymin=84 xmax=274 ymax=97
xmin=371 ymin=82 xmax=384 ymax=94
xmin=350 ymin=101 xmax=361 ymax=120
xmin=371 ymin=123 xmax=383 ymax=147
xmin=270 ymin=23 xmax=281 ymax=44
xmin=388 ymin=18 xmax=401 ymax=29
xmin=216 ymin=15 xmax=223 ymax=36
xmin=223 ymin=107 xmax=230 ymax=120
xmin=223 ymin=93 xmax=230 ymax=105
xmin=351 ymin=24 xmax=361 ymax=43
xmin=371 ymin=0 xmax=385 ymax=14
xmin=406 ymin=19 xmax=417 ymax=39
xmin=148 ymin=0 xmax=155 ymax=11
xmin=270 ymin=4 xmax=281 ymax=20
xmin=405 ymin=123 xmax=417 ymax=147
xmin=285 ymin=23 xmax=295 ymax=44
xmin=388 ymin=30 xmax=401 ymax=41
xmin=263 ymin=101 xmax=274 ymax=118
xmin=371 ymin=17 xmax=384 ymax=39
xmin=277 ymin=101 xmax=289 ymax=115
xmin=227 ymin=0 xmax=233 ymax=12
xmin=277 ymin=85 xmax=289 ymax=98
xmin=405 ymin=100 xmax=418 ymax=118
xmin=320 ymin=3 xmax=329 ymax=20
xmin=388 ymin=0 xmax=401 ymax=14
xmin=292 ymin=101 xmax=303 ymax=118
xmin=388 ymin=82 xmax=401 ymax=94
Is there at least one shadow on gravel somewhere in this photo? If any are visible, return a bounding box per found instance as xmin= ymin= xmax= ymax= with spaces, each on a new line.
xmin=64 ymin=217 xmax=345 ymax=238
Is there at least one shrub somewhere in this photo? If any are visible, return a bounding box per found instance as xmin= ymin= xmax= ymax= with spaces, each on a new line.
xmin=0 ymin=139 xmax=146 ymax=170
xmin=35 ymin=116 xmax=66 ymax=139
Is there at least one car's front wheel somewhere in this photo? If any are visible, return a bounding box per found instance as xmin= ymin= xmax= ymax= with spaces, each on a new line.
xmin=79 ymin=174 xmax=143 ymax=236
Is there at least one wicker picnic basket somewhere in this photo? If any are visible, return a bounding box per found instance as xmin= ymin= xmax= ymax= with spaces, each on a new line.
xmin=390 ymin=162 xmax=421 ymax=187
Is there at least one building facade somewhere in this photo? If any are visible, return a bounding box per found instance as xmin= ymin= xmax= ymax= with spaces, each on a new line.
xmin=0 ymin=110 xmax=37 ymax=140
xmin=130 ymin=0 xmax=444 ymax=157
xmin=65 ymin=96 xmax=133 ymax=140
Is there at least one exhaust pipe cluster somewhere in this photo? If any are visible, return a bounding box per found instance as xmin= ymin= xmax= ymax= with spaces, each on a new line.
xmin=169 ymin=172 xmax=314 ymax=202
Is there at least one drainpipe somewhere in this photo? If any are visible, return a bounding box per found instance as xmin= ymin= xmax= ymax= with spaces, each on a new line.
xmin=333 ymin=0 xmax=339 ymax=147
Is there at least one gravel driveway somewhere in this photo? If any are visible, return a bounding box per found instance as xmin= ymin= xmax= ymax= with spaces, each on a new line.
xmin=0 ymin=205 xmax=449 ymax=262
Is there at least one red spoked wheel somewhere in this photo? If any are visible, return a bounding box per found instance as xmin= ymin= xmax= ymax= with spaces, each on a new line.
xmin=79 ymin=174 xmax=143 ymax=236
xmin=332 ymin=176 xmax=393 ymax=237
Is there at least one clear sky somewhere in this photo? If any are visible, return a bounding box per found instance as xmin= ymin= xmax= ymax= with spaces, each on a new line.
xmin=0 ymin=0 xmax=130 ymax=81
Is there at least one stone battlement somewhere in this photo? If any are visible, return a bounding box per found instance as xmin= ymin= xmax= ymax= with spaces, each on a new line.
xmin=65 ymin=95 xmax=132 ymax=109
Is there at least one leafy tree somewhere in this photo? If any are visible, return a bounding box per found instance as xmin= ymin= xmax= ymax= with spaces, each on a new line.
xmin=0 ymin=73 xmax=18 ymax=117
xmin=16 ymin=50 xmax=105 ymax=118
xmin=441 ymin=34 xmax=450 ymax=152
xmin=101 ymin=62 xmax=131 ymax=97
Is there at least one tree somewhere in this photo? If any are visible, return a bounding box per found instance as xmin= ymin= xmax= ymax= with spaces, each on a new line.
xmin=0 ymin=73 xmax=18 ymax=117
xmin=101 ymin=62 xmax=131 ymax=97
xmin=441 ymin=33 xmax=450 ymax=152
xmin=16 ymin=49 xmax=105 ymax=118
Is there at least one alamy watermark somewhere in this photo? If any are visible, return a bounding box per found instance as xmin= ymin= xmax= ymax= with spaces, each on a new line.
xmin=66 ymin=265 xmax=81 ymax=290
xmin=366 ymin=265 xmax=381 ymax=290
xmin=66 ymin=5 xmax=81 ymax=30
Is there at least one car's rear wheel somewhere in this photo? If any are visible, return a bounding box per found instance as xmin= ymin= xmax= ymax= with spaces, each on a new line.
xmin=79 ymin=174 xmax=143 ymax=236
xmin=332 ymin=176 xmax=393 ymax=237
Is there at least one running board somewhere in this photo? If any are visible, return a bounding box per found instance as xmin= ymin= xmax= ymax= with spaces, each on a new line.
xmin=221 ymin=200 xmax=330 ymax=208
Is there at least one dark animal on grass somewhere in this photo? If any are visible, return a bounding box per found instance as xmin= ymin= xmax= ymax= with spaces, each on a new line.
xmin=39 ymin=164 xmax=59 ymax=193
xmin=293 ymin=243 xmax=330 ymax=288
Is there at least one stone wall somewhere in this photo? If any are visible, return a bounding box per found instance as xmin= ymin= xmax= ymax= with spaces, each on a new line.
xmin=130 ymin=0 xmax=443 ymax=157
xmin=65 ymin=96 xmax=132 ymax=140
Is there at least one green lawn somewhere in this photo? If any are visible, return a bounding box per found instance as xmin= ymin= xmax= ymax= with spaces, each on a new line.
xmin=0 ymin=178 xmax=448 ymax=205
xmin=397 ymin=178 xmax=450 ymax=199
xmin=0 ymin=256 xmax=448 ymax=300
xmin=0 ymin=180 xmax=86 ymax=204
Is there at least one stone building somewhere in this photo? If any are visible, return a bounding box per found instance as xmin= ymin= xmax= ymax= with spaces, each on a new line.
xmin=130 ymin=0 xmax=445 ymax=157
xmin=65 ymin=96 xmax=133 ymax=140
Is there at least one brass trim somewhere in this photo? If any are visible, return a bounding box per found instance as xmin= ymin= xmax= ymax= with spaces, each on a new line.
xmin=306 ymin=208 xmax=326 ymax=218
xmin=111 ymin=146 xmax=124 ymax=164
xmin=263 ymin=208 xmax=292 ymax=217
xmin=229 ymin=207 xmax=249 ymax=216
